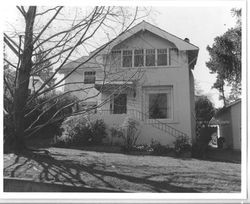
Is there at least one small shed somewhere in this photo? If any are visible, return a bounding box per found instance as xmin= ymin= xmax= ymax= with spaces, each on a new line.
xmin=210 ymin=99 xmax=241 ymax=150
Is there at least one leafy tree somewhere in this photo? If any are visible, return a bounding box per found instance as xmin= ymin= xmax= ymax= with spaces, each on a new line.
xmin=195 ymin=95 xmax=215 ymax=121
xmin=206 ymin=8 xmax=241 ymax=106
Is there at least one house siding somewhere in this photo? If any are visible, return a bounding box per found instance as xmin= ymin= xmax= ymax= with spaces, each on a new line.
xmin=214 ymin=101 xmax=241 ymax=150
xmin=60 ymin=23 xmax=198 ymax=146
xmin=230 ymin=102 xmax=241 ymax=150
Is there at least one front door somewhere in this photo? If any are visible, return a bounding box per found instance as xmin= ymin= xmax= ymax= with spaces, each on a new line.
xmin=113 ymin=94 xmax=127 ymax=114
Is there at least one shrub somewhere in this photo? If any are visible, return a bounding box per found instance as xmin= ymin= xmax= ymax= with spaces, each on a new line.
xmin=150 ymin=140 xmax=173 ymax=156
xmin=24 ymin=93 xmax=79 ymax=140
xmin=110 ymin=117 xmax=141 ymax=152
xmin=173 ymin=135 xmax=192 ymax=156
xmin=3 ymin=93 xmax=79 ymax=150
xmin=53 ymin=116 xmax=107 ymax=147
xmin=90 ymin=119 xmax=107 ymax=145
xmin=192 ymin=125 xmax=214 ymax=158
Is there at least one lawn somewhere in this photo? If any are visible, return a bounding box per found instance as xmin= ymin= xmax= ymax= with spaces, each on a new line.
xmin=4 ymin=147 xmax=241 ymax=192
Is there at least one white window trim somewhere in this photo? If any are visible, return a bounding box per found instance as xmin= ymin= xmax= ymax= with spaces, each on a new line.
xmin=143 ymin=86 xmax=174 ymax=122
xmin=113 ymin=48 xmax=179 ymax=68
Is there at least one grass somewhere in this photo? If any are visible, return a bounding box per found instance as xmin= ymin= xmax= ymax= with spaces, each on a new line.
xmin=4 ymin=147 xmax=241 ymax=192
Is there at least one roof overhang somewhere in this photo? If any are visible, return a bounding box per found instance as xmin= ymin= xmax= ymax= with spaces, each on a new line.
xmin=95 ymin=81 xmax=134 ymax=92
xmin=92 ymin=21 xmax=199 ymax=56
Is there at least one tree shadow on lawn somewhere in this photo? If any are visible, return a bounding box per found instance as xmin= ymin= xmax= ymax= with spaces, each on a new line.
xmin=4 ymin=150 xmax=201 ymax=192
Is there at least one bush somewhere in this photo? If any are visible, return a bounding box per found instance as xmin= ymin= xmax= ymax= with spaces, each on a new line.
xmin=150 ymin=140 xmax=173 ymax=156
xmin=53 ymin=116 xmax=107 ymax=147
xmin=25 ymin=93 xmax=79 ymax=140
xmin=90 ymin=119 xmax=107 ymax=145
xmin=173 ymin=135 xmax=192 ymax=156
xmin=192 ymin=125 xmax=213 ymax=158
xmin=110 ymin=117 xmax=141 ymax=152
xmin=3 ymin=93 xmax=79 ymax=150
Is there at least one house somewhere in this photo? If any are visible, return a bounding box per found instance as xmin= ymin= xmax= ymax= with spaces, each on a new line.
xmin=210 ymin=99 xmax=241 ymax=150
xmin=28 ymin=76 xmax=51 ymax=96
xmin=59 ymin=21 xmax=199 ymax=146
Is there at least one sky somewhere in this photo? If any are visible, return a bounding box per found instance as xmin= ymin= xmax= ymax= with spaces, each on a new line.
xmin=1 ymin=1 xmax=243 ymax=108
xmin=143 ymin=6 xmax=239 ymax=108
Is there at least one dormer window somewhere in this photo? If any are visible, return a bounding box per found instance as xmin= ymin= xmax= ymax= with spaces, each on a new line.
xmin=122 ymin=50 xmax=132 ymax=67
xmin=84 ymin=71 xmax=96 ymax=84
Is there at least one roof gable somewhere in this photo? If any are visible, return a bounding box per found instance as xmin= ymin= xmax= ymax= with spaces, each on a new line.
xmin=93 ymin=21 xmax=199 ymax=55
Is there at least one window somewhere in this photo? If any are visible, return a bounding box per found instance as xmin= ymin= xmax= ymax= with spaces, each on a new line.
xmin=134 ymin=49 xmax=144 ymax=67
xmin=157 ymin=49 xmax=168 ymax=66
xmin=84 ymin=71 xmax=96 ymax=84
xmin=122 ymin=50 xmax=132 ymax=67
xmin=110 ymin=50 xmax=121 ymax=68
xmin=169 ymin=48 xmax=179 ymax=66
xmin=146 ymin=49 xmax=155 ymax=66
xmin=146 ymin=87 xmax=172 ymax=120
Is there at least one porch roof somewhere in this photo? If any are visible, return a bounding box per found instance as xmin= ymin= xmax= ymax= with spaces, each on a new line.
xmin=94 ymin=81 xmax=134 ymax=92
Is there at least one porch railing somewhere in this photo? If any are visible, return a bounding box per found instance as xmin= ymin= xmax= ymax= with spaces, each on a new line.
xmin=97 ymin=109 xmax=187 ymax=139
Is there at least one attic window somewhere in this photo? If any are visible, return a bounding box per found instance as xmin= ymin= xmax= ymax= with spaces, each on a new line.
xmin=122 ymin=50 xmax=132 ymax=67
xmin=157 ymin=49 xmax=168 ymax=66
xmin=169 ymin=48 xmax=179 ymax=66
xmin=134 ymin=49 xmax=144 ymax=67
xmin=146 ymin=49 xmax=155 ymax=66
xmin=84 ymin=71 xmax=96 ymax=84
xmin=111 ymin=50 xmax=121 ymax=68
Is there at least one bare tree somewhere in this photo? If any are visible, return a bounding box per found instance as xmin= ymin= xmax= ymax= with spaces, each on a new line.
xmin=4 ymin=6 xmax=149 ymax=152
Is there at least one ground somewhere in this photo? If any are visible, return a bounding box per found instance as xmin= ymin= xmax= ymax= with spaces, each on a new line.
xmin=4 ymin=147 xmax=241 ymax=192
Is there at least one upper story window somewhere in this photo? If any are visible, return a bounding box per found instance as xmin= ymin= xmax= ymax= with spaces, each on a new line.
xmin=146 ymin=49 xmax=155 ymax=66
xmin=115 ymin=47 xmax=178 ymax=68
xmin=84 ymin=71 xmax=96 ymax=84
xmin=169 ymin=48 xmax=179 ymax=66
xmin=122 ymin=50 xmax=132 ymax=67
xmin=134 ymin=49 xmax=144 ymax=67
xmin=110 ymin=50 xmax=121 ymax=68
xmin=157 ymin=49 xmax=168 ymax=66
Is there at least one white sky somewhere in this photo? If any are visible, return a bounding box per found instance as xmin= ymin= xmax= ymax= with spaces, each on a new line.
xmin=143 ymin=6 xmax=239 ymax=108
xmin=1 ymin=2 xmax=244 ymax=108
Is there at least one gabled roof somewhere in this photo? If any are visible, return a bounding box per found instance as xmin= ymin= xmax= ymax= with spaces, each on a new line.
xmin=92 ymin=20 xmax=199 ymax=55
xmin=61 ymin=21 xmax=199 ymax=71
xmin=59 ymin=56 xmax=101 ymax=73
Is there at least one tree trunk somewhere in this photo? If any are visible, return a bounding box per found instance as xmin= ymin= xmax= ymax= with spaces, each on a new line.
xmin=13 ymin=7 xmax=36 ymax=152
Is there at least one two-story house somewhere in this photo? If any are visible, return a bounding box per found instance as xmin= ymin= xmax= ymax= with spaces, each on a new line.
xmin=59 ymin=21 xmax=199 ymax=146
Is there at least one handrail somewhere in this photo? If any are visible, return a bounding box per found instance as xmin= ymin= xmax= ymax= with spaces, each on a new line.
xmin=97 ymin=109 xmax=187 ymax=139
xmin=127 ymin=109 xmax=187 ymax=138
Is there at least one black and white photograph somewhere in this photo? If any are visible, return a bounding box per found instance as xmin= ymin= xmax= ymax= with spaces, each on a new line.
xmin=1 ymin=0 xmax=248 ymax=203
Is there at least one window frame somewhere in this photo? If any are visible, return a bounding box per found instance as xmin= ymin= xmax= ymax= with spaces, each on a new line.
xmin=134 ymin=49 xmax=144 ymax=67
xmin=116 ymin=47 xmax=179 ymax=68
xmin=145 ymin=49 xmax=156 ymax=67
xmin=122 ymin=49 xmax=133 ymax=68
xmin=143 ymin=86 xmax=174 ymax=121
xmin=84 ymin=71 xmax=96 ymax=84
xmin=157 ymin=48 xmax=168 ymax=66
